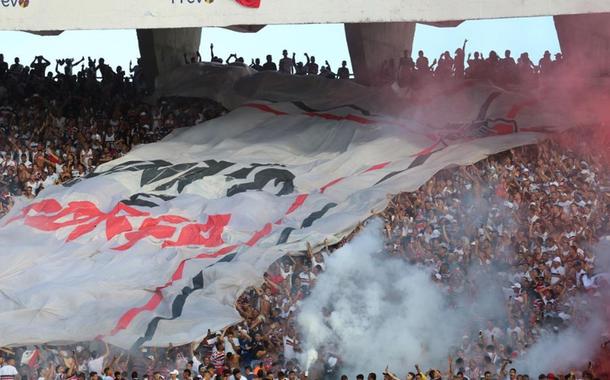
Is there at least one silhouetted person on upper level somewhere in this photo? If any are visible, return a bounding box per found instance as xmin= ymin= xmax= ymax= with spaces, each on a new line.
xmin=436 ymin=51 xmax=453 ymax=80
xmin=292 ymin=53 xmax=306 ymax=75
xmin=250 ymin=58 xmax=263 ymax=71
xmin=337 ymin=61 xmax=350 ymax=79
xmin=210 ymin=44 xmax=223 ymax=64
xmin=453 ymin=40 xmax=467 ymax=79
xmin=320 ymin=60 xmax=335 ymax=79
xmin=0 ymin=54 xmax=8 ymax=79
xmin=466 ymin=51 xmax=483 ymax=79
xmin=30 ymin=55 xmax=50 ymax=78
xmin=484 ymin=50 xmax=500 ymax=80
xmin=56 ymin=57 xmax=84 ymax=77
xmin=517 ymin=52 xmax=536 ymax=81
xmin=226 ymin=54 xmax=245 ymax=66
xmin=398 ymin=50 xmax=415 ymax=86
xmin=304 ymin=53 xmax=318 ymax=75
xmin=501 ymin=49 xmax=518 ymax=82
xmin=96 ymin=58 xmax=115 ymax=82
xmin=279 ymin=50 xmax=294 ymax=74
xmin=262 ymin=55 xmax=277 ymax=71
xmin=415 ymin=50 xmax=429 ymax=72
xmin=538 ymin=50 xmax=553 ymax=75
xmin=9 ymin=57 xmax=24 ymax=74
xmin=399 ymin=50 xmax=415 ymax=72
xmin=552 ymin=53 xmax=564 ymax=74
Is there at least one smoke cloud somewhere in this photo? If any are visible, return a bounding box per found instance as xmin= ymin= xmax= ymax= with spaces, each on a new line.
xmin=297 ymin=219 xmax=504 ymax=376
xmin=297 ymin=221 xmax=610 ymax=377
xmin=513 ymin=237 xmax=610 ymax=376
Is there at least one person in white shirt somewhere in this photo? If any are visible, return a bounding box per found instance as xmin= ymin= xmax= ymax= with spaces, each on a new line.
xmin=228 ymin=369 xmax=246 ymax=380
xmin=0 ymin=357 xmax=19 ymax=380
xmin=87 ymin=342 xmax=110 ymax=375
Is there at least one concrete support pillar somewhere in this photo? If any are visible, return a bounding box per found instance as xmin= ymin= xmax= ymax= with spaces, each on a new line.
xmin=136 ymin=27 xmax=202 ymax=90
xmin=554 ymin=13 xmax=610 ymax=77
xmin=344 ymin=22 xmax=415 ymax=85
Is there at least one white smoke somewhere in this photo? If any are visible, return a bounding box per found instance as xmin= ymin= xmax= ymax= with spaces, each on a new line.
xmin=297 ymin=220 xmax=474 ymax=376
xmin=297 ymin=222 xmax=610 ymax=377
xmin=513 ymin=320 xmax=604 ymax=376
xmin=513 ymin=236 xmax=610 ymax=375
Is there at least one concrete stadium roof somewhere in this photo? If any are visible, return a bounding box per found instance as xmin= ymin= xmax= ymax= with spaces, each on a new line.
xmin=1 ymin=0 xmax=609 ymax=32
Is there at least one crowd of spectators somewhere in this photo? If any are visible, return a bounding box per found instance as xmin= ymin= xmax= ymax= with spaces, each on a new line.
xmin=184 ymin=44 xmax=352 ymax=80
xmin=1 ymin=46 xmax=609 ymax=380
xmin=0 ymin=53 xmax=227 ymax=217
xmin=184 ymin=42 xmax=568 ymax=87
xmin=379 ymin=41 xmax=567 ymax=87
xmin=380 ymin=136 xmax=610 ymax=378
xmin=1 ymin=135 xmax=608 ymax=380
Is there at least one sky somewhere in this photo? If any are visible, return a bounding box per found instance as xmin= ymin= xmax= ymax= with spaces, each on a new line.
xmin=0 ymin=16 xmax=560 ymax=71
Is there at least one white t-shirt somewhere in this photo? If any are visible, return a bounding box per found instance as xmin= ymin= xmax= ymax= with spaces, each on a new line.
xmin=224 ymin=337 xmax=240 ymax=355
xmin=482 ymin=326 xmax=503 ymax=342
xmin=283 ymin=336 xmax=297 ymax=360
xmin=87 ymin=356 xmax=105 ymax=374
xmin=299 ymin=271 xmax=312 ymax=288
xmin=0 ymin=365 xmax=19 ymax=380
xmin=191 ymin=356 xmax=202 ymax=373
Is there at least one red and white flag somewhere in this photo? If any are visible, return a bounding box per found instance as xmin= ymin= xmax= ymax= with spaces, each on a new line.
xmin=21 ymin=348 xmax=39 ymax=368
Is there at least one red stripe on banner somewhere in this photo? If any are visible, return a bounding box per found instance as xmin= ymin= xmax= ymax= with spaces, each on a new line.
xmin=364 ymin=161 xmax=390 ymax=173
xmin=108 ymin=244 xmax=238 ymax=336
xmin=303 ymin=111 xmax=376 ymax=125
xmin=243 ymin=103 xmax=288 ymax=116
xmin=494 ymin=99 xmax=539 ymax=134
xmin=320 ymin=177 xmax=345 ymax=193
xmin=246 ymin=223 xmax=273 ymax=246
xmin=235 ymin=0 xmax=260 ymax=7
xmin=86 ymin=157 xmax=395 ymax=338
xmin=106 ymin=191 xmax=313 ymax=336
xmin=110 ymin=292 xmax=163 ymax=336
xmin=412 ymin=139 xmax=443 ymax=157
xmin=242 ymin=103 xmax=389 ymax=127
xmin=320 ymin=162 xmax=391 ymax=193
xmin=286 ymin=194 xmax=308 ymax=215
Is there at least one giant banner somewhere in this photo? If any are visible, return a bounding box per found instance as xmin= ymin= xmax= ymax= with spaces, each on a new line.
xmin=0 ymin=75 xmax=557 ymax=348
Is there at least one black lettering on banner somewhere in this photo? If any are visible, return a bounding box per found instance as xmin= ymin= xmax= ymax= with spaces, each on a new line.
xmin=68 ymin=160 xmax=296 ymax=197
xmin=90 ymin=160 xmax=174 ymax=178
xmin=122 ymin=193 xmax=176 ymax=208
xmin=290 ymin=101 xmax=373 ymax=116
xmin=153 ymin=160 xmax=234 ymax=192
xmin=227 ymin=163 xmax=286 ymax=179
xmin=227 ymin=168 xmax=295 ymax=197
xmin=141 ymin=162 xmax=198 ymax=187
